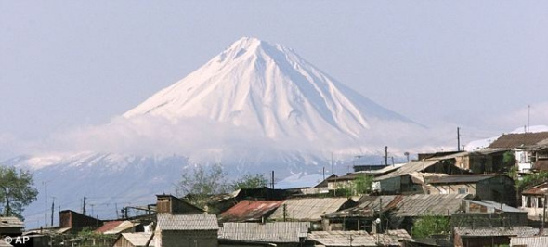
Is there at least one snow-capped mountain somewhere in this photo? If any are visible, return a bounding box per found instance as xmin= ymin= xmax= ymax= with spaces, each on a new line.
xmin=124 ymin=37 xmax=412 ymax=141
xmin=4 ymin=37 xmax=421 ymax=228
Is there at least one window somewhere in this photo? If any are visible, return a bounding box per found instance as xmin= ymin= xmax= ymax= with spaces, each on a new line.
xmin=539 ymin=197 xmax=544 ymax=208
xmin=527 ymin=197 xmax=532 ymax=208
xmin=458 ymin=188 xmax=468 ymax=194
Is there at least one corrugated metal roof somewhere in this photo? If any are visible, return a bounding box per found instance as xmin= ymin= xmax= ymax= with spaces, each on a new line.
xmin=219 ymin=222 xmax=309 ymax=243
xmin=454 ymin=227 xmax=540 ymax=237
xmin=374 ymin=161 xmax=439 ymax=181
xmin=426 ymin=175 xmax=496 ymax=184
xmin=307 ymin=230 xmax=377 ymax=246
xmin=220 ymin=201 xmax=282 ymax=222
xmin=396 ymin=194 xmax=469 ymax=216
xmin=510 ymin=236 xmax=548 ymax=247
xmin=327 ymin=196 xmax=399 ymax=217
xmin=121 ymin=232 xmax=154 ymax=247
xmin=468 ymin=200 xmax=526 ymax=213
xmin=0 ymin=217 xmax=23 ymax=228
xmin=489 ymin=132 xmax=548 ymax=149
xmin=269 ymin=198 xmax=350 ymax=221
xmin=157 ymin=214 xmax=218 ymax=231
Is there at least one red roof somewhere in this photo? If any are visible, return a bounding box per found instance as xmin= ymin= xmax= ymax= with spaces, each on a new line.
xmin=95 ymin=221 xmax=124 ymax=233
xmin=220 ymin=200 xmax=282 ymax=222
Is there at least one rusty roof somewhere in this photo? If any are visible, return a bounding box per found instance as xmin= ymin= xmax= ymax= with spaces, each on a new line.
xmin=489 ymin=132 xmax=548 ymax=149
xmin=522 ymin=182 xmax=548 ymax=195
xmin=454 ymin=227 xmax=540 ymax=237
xmin=396 ymin=194 xmax=470 ymax=216
xmin=220 ymin=200 xmax=283 ymax=222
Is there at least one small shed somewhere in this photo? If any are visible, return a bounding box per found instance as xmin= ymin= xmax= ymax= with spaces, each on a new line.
xmin=0 ymin=217 xmax=23 ymax=236
xmin=154 ymin=214 xmax=218 ymax=247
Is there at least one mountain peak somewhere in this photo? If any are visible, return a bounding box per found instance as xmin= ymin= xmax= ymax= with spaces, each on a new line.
xmin=123 ymin=37 xmax=412 ymax=140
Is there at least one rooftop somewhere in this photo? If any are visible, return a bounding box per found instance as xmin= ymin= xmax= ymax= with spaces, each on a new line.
xmin=0 ymin=217 xmax=23 ymax=228
xmin=269 ymin=198 xmax=351 ymax=221
xmin=157 ymin=214 xmax=218 ymax=231
xmin=218 ymin=222 xmax=309 ymax=243
xmin=220 ymin=200 xmax=282 ymax=222
xmin=120 ymin=232 xmax=154 ymax=247
xmin=426 ymin=175 xmax=498 ymax=184
xmin=489 ymin=132 xmax=548 ymax=149
xmin=454 ymin=227 xmax=541 ymax=237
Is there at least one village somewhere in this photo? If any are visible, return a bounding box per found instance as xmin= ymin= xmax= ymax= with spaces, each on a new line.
xmin=3 ymin=131 xmax=548 ymax=247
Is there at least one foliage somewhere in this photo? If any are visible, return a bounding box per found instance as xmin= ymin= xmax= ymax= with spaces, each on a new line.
xmin=502 ymin=151 xmax=516 ymax=166
xmin=177 ymin=163 xmax=228 ymax=207
xmin=506 ymin=165 xmax=519 ymax=180
xmin=411 ymin=215 xmax=450 ymax=239
xmin=231 ymin=174 xmax=268 ymax=190
xmin=353 ymin=174 xmax=373 ymax=195
xmin=178 ymin=163 xmax=229 ymax=196
xmin=0 ymin=166 xmax=39 ymax=219
xmin=516 ymin=172 xmax=548 ymax=191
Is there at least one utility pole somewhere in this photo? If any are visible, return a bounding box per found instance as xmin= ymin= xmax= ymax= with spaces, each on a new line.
xmin=271 ymin=171 xmax=275 ymax=189
xmin=384 ymin=146 xmax=388 ymax=166
xmin=528 ymin=105 xmax=530 ymax=133
xmin=51 ymin=198 xmax=55 ymax=227
xmin=83 ymin=197 xmax=86 ymax=215
xmin=457 ymin=127 xmax=461 ymax=151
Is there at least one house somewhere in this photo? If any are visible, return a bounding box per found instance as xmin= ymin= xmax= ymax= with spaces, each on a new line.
xmin=206 ymin=188 xmax=293 ymax=214
xmin=112 ymin=232 xmax=154 ymax=247
xmin=219 ymin=200 xmax=282 ymax=223
xmin=372 ymin=161 xmax=470 ymax=195
xmin=321 ymin=195 xmax=399 ymax=231
xmin=268 ymin=198 xmax=356 ymax=227
xmin=218 ymin=222 xmax=309 ymax=247
xmin=520 ymin=182 xmax=548 ymax=220
xmin=156 ymin=194 xmax=203 ymax=214
xmin=531 ymin=145 xmax=548 ymax=172
xmin=58 ymin=210 xmax=102 ymax=233
xmin=154 ymin=213 xmax=218 ymax=247
xmin=488 ymin=132 xmax=548 ymax=173
xmin=451 ymin=200 xmax=528 ymax=228
xmin=427 ymin=149 xmax=509 ymax=174
xmin=323 ymin=194 xmax=471 ymax=233
xmin=453 ymin=226 xmax=542 ymax=247
xmin=0 ymin=217 xmax=23 ymax=237
xmin=424 ymin=174 xmax=516 ymax=206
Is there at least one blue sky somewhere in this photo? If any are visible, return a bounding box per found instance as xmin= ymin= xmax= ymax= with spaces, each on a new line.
xmin=1 ymin=1 xmax=548 ymax=158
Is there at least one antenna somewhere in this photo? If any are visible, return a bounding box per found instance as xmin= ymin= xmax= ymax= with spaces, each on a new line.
xmin=528 ymin=104 xmax=530 ymax=133
xmin=457 ymin=127 xmax=461 ymax=151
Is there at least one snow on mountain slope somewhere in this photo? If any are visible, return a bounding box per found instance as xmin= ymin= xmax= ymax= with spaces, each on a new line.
xmin=4 ymin=37 xmax=422 ymax=228
xmin=123 ymin=37 xmax=412 ymax=141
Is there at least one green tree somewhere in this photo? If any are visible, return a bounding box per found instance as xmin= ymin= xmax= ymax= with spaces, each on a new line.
xmin=411 ymin=215 xmax=450 ymax=239
xmin=353 ymin=174 xmax=373 ymax=195
xmin=231 ymin=174 xmax=268 ymax=190
xmin=177 ymin=163 xmax=228 ymax=207
xmin=0 ymin=166 xmax=39 ymax=219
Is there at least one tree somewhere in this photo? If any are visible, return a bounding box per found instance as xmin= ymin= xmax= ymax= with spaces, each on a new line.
xmin=411 ymin=215 xmax=450 ymax=239
xmin=177 ymin=163 xmax=229 ymax=206
xmin=353 ymin=174 xmax=373 ymax=195
xmin=231 ymin=174 xmax=268 ymax=190
xmin=0 ymin=166 xmax=39 ymax=219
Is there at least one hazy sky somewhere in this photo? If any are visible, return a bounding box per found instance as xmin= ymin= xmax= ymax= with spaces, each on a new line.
xmin=1 ymin=1 xmax=548 ymax=158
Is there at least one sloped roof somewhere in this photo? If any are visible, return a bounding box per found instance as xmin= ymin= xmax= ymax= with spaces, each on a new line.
xmin=396 ymin=194 xmax=470 ymax=216
xmin=454 ymin=227 xmax=540 ymax=237
xmin=426 ymin=175 xmax=497 ymax=184
xmin=220 ymin=201 xmax=282 ymax=222
xmin=489 ymin=132 xmax=548 ymax=149
xmin=269 ymin=198 xmax=350 ymax=221
xmin=467 ymin=200 xmax=525 ymax=213
xmin=308 ymin=230 xmax=377 ymax=246
xmin=157 ymin=214 xmax=218 ymax=231
xmin=120 ymin=232 xmax=154 ymax=246
xmin=96 ymin=220 xmax=138 ymax=235
xmin=511 ymin=236 xmax=548 ymax=247
xmin=374 ymin=161 xmax=439 ymax=181
xmin=0 ymin=217 xmax=23 ymax=228
xmin=522 ymin=182 xmax=548 ymax=195
xmin=325 ymin=195 xmax=399 ymax=218
xmin=218 ymin=222 xmax=309 ymax=243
